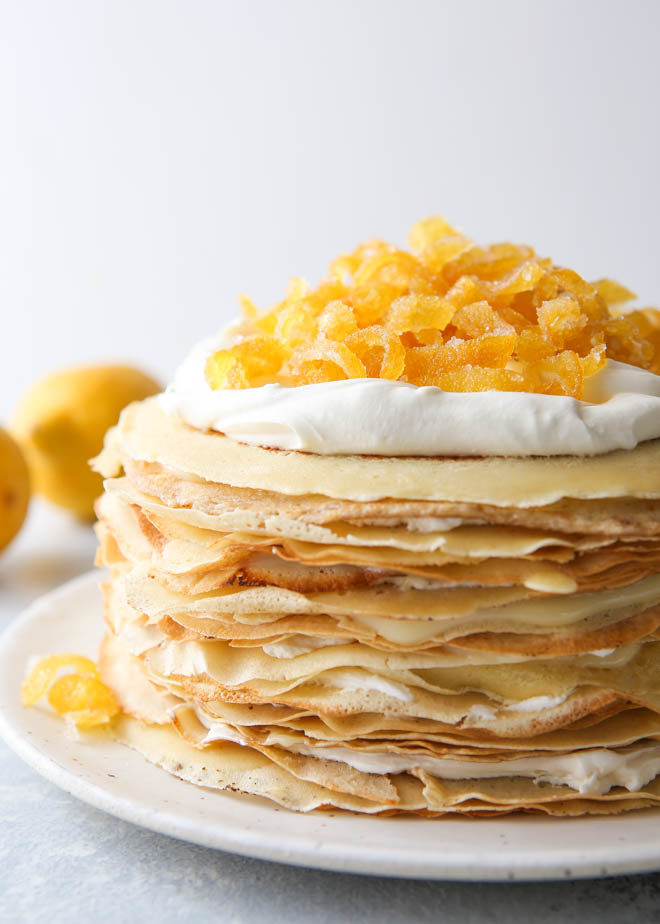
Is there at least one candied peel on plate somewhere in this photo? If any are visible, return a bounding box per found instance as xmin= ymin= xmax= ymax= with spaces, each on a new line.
xmin=205 ymin=217 xmax=660 ymax=399
xmin=21 ymin=654 xmax=119 ymax=729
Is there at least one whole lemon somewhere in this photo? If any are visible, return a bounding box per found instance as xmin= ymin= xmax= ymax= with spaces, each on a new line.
xmin=0 ymin=426 xmax=30 ymax=552
xmin=12 ymin=365 xmax=160 ymax=520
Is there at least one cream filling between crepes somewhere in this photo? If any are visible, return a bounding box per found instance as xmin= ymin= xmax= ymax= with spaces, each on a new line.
xmin=192 ymin=708 xmax=660 ymax=796
xmin=161 ymin=326 xmax=660 ymax=457
xmin=334 ymin=573 xmax=660 ymax=642
xmin=286 ymin=742 xmax=660 ymax=796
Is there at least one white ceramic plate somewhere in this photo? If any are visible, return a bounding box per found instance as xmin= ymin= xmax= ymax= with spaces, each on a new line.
xmin=1 ymin=572 xmax=659 ymax=881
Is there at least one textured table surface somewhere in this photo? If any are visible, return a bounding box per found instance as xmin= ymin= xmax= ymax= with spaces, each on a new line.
xmin=1 ymin=503 xmax=659 ymax=924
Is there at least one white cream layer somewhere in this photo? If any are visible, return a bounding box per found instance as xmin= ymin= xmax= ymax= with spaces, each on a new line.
xmin=161 ymin=328 xmax=660 ymax=457
xmin=287 ymin=742 xmax=660 ymax=796
xmin=194 ymin=710 xmax=660 ymax=796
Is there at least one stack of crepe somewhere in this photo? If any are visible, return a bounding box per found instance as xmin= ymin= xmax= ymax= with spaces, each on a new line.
xmin=92 ymin=396 xmax=660 ymax=815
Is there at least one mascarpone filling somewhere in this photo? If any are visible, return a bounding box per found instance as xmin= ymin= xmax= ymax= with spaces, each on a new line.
xmin=161 ymin=328 xmax=660 ymax=457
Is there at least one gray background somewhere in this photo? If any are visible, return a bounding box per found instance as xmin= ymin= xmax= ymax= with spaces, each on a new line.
xmin=1 ymin=1 xmax=659 ymax=920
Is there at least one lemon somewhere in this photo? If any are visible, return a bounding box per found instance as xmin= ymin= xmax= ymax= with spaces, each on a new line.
xmin=12 ymin=365 xmax=160 ymax=520
xmin=0 ymin=426 xmax=30 ymax=552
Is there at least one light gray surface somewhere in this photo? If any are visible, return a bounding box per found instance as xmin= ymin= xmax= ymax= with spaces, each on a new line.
xmin=0 ymin=503 xmax=659 ymax=923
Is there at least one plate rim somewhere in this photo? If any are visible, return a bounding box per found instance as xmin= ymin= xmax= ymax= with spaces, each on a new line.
xmin=1 ymin=571 xmax=659 ymax=882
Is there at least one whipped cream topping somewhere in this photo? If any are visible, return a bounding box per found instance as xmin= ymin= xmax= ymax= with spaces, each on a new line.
xmin=161 ymin=327 xmax=660 ymax=457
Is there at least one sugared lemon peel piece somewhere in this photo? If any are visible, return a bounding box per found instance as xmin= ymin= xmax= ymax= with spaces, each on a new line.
xmin=317 ymin=301 xmax=359 ymax=340
xmin=22 ymin=654 xmax=119 ymax=728
xmin=205 ymin=336 xmax=286 ymax=389
xmin=282 ymin=337 xmax=367 ymax=385
xmin=345 ymin=327 xmax=406 ymax=380
xmin=205 ymin=216 xmax=660 ymax=398
xmin=593 ymin=279 xmax=637 ymax=309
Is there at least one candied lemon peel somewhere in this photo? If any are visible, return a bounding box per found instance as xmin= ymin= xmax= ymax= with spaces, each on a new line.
xmin=205 ymin=217 xmax=660 ymax=399
xmin=22 ymin=654 xmax=119 ymax=729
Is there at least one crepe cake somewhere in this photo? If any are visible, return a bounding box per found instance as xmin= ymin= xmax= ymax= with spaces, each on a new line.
xmin=86 ymin=218 xmax=660 ymax=813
